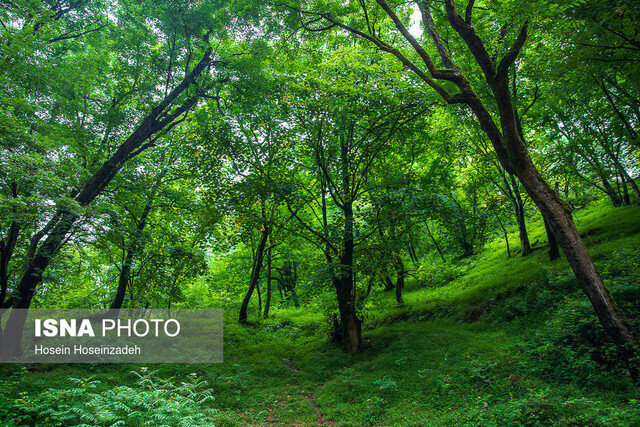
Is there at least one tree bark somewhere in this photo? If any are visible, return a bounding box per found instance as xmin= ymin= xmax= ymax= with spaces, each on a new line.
xmin=334 ymin=273 xmax=361 ymax=354
xmin=620 ymin=172 xmax=631 ymax=206
xmin=0 ymin=222 xmax=19 ymax=308
xmin=239 ymin=224 xmax=270 ymax=324
xmin=543 ymin=217 xmax=560 ymax=261
xmin=335 ymin=202 xmax=361 ymax=353
xmin=256 ymin=278 xmax=262 ymax=314
xmin=602 ymin=175 xmax=624 ymax=207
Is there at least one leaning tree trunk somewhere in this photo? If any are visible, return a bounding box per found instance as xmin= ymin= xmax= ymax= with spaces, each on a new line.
xmin=489 ymin=78 xmax=640 ymax=382
xmin=0 ymin=220 xmax=19 ymax=309
xmin=407 ymin=235 xmax=419 ymax=263
xmin=599 ymin=172 xmax=623 ymax=207
xmin=256 ymin=278 xmax=262 ymax=314
xmin=622 ymin=170 xmax=640 ymax=205
xmin=517 ymin=162 xmax=640 ymax=381
xmin=615 ymin=170 xmax=630 ymax=206
xmin=362 ymin=276 xmax=375 ymax=300
xmin=111 ymin=249 xmax=135 ymax=310
xmin=239 ymin=225 xmax=270 ymax=324
xmin=444 ymin=4 xmax=640 ymax=379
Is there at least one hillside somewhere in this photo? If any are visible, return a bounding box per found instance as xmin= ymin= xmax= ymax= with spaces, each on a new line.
xmin=2 ymin=201 xmax=640 ymax=426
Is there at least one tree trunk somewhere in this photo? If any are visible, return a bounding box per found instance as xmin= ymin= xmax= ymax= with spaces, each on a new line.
xmin=616 ymin=170 xmax=629 ymax=206
xmin=239 ymin=225 xmax=270 ymax=324
xmin=111 ymin=249 xmax=134 ymax=310
xmin=335 ymin=202 xmax=361 ymax=353
xmin=394 ymin=256 xmax=405 ymax=304
xmin=452 ymin=195 xmax=473 ymax=257
xmin=504 ymin=230 xmax=511 ymax=257
xmin=543 ymin=217 xmax=560 ymax=261
xmin=362 ymin=276 xmax=375 ymax=300
xmin=511 ymin=175 xmax=532 ymax=256
xmin=604 ymin=176 xmax=623 ymax=207
xmin=383 ymin=275 xmax=395 ymax=291
xmin=264 ymin=248 xmax=272 ymax=318
xmin=623 ymin=172 xmax=640 ymax=205
xmin=631 ymin=175 xmax=640 ymax=206
xmin=495 ymin=215 xmax=510 ymax=257
xmin=623 ymin=174 xmax=631 ymax=206
xmin=256 ymin=278 xmax=262 ymax=314
xmin=425 ymin=221 xmax=446 ymax=262
xmin=518 ymin=164 xmax=639 ymax=381
xmin=407 ymin=236 xmax=419 ymax=263
xmin=334 ymin=276 xmax=361 ymax=353
xmin=460 ymin=238 xmax=473 ymax=258
xmin=0 ymin=220 xmax=19 ymax=308
xmin=110 ymin=193 xmax=156 ymax=310
xmin=291 ymin=288 xmax=300 ymax=308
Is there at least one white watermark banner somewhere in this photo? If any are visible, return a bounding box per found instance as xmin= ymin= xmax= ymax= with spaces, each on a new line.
xmin=0 ymin=309 xmax=223 ymax=363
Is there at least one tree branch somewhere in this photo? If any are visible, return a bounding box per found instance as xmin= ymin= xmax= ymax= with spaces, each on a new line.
xmin=416 ymin=1 xmax=454 ymax=68
xmin=465 ymin=0 xmax=475 ymax=24
xmin=496 ymin=23 xmax=528 ymax=80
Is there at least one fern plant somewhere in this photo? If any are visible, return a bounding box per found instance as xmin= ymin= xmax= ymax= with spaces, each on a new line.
xmin=10 ymin=368 xmax=217 ymax=426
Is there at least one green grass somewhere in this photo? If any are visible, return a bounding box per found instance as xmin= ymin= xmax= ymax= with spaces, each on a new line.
xmin=2 ymin=200 xmax=640 ymax=425
xmin=364 ymin=200 xmax=640 ymax=324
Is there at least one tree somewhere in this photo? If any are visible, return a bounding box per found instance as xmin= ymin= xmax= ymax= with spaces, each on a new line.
xmin=0 ymin=0 xmax=236 ymax=358
xmin=282 ymin=0 xmax=640 ymax=378
xmin=280 ymin=46 xmax=423 ymax=352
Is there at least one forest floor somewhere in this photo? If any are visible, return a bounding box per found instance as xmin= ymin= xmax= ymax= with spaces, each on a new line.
xmin=2 ymin=200 xmax=640 ymax=425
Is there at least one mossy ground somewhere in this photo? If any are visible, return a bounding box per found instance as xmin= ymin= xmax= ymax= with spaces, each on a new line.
xmin=2 ymin=200 xmax=640 ymax=425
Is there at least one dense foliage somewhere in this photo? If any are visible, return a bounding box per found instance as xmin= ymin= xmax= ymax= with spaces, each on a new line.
xmin=1 ymin=0 xmax=640 ymax=424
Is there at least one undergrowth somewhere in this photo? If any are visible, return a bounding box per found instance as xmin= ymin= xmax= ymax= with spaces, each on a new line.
xmin=1 ymin=201 xmax=640 ymax=425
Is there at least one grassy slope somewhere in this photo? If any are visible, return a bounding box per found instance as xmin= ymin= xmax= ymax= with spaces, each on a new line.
xmin=366 ymin=200 xmax=640 ymax=323
xmin=2 ymin=201 xmax=640 ymax=426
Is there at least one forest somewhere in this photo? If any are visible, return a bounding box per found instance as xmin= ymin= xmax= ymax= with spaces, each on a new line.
xmin=1 ymin=0 xmax=640 ymax=425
